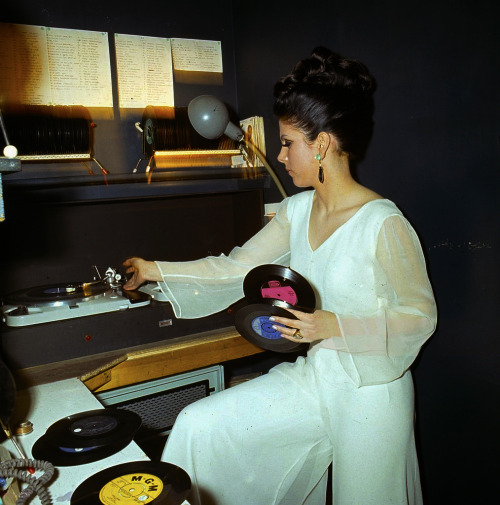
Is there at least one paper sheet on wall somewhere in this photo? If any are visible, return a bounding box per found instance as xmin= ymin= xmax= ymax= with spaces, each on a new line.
xmin=171 ymin=38 xmax=222 ymax=73
xmin=46 ymin=27 xmax=112 ymax=107
xmin=0 ymin=23 xmax=113 ymax=107
xmin=114 ymin=34 xmax=174 ymax=109
xmin=0 ymin=24 xmax=51 ymax=105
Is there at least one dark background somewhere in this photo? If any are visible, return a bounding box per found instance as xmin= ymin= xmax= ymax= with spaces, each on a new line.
xmin=1 ymin=1 xmax=498 ymax=503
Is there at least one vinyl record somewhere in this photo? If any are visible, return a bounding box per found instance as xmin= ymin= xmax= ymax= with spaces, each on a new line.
xmin=3 ymin=281 xmax=110 ymax=306
xmin=235 ymin=302 xmax=309 ymax=353
xmin=44 ymin=409 xmax=142 ymax=447
xmin=121 ymin=288 xmax=152 ymax=305
xmin=31 ymin=432 xmax=134 ymax=467
xmin=31 ymin=409 xmax=142 ymax=466
xmin=235 ymin=265 xmax=315 ymax=353
xmin=71 ymin=461 xmax=191 ymax=505
xmin=243 ymin=264 xmax=316 ymax=310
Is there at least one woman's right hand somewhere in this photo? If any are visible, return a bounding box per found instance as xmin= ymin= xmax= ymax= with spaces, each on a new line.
xmin=122 ymin=257 xmax=162 ymax=290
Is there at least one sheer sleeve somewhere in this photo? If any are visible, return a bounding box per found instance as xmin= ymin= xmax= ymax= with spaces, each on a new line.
xmin=331 ymin=215 xmax=437 ymax=386
xmin=154 ymin=197 xmax=292 ymax=318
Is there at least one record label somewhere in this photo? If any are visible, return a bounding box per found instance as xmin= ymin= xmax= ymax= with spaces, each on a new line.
xmin=235 ymin=303 xmax=309 ymax=353
xmin=70 ymin=415 xmax=119 ymax=437
xmin=235 ymin=264 xmax=316 ymax=353
xmin=251 ymin=315 xmax=283 ymax=339
xmin=261 ymin=281 xmax=297 ymax=305
xmin=59 ymin=445 xmax=100 ymax=453
xmin=71 ymin=461 xmax=191 ymax=505
xmin=243 ymin=264 xmax=316 ymax=309
xmin=100 ymin=473 xmax=164 ymax=504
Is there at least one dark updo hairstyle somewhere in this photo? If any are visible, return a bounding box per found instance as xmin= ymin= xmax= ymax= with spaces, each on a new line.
xmin=273 ymin=47 xmax=376 ymax=161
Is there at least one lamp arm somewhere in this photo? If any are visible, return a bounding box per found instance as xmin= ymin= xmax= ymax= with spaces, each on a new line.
xmin=242 ymin=140 xmax=288 ymax=199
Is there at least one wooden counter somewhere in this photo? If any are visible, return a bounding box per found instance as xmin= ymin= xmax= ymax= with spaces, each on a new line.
xmin=13 ymin=327 xmax=264 ymax=392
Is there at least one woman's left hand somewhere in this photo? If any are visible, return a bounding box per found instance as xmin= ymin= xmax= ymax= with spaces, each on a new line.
xmin=270 ymin=308 xmax=340 ymax=343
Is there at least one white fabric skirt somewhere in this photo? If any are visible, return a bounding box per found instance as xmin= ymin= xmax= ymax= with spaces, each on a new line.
xmin=162 ymin=348 xmax=422 ymax=505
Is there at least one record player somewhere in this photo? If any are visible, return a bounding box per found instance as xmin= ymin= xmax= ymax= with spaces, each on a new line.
xmin=1 ymin=267 xmax=151 ymax=327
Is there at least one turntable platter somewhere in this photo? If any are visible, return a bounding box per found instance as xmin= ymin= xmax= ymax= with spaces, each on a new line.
xmin=3 ymin=281 xmax=110 ymax=307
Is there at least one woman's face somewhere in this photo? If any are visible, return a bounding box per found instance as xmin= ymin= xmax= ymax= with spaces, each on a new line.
xmin=277 ymin=120 xmax=317 ymax=187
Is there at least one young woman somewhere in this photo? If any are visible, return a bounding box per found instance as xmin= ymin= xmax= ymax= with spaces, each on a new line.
xmin=123 ymin=47 xmax=437 ymax=505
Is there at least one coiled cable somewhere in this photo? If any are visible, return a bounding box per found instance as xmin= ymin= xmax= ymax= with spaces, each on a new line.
xmin=0 ymin=458 xmax=54 ymax=505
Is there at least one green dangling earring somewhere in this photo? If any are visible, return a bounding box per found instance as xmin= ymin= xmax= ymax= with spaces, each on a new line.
xmin=316 ymin=153 xmax=324 ymax=183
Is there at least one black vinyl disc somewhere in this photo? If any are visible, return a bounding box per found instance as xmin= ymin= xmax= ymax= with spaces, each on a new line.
xmin=31 ymin=409 xmax=142 ymax=466
xmin=43 ymin=409 xmax=142 ymax=447
xmin=243 ymin=264 xmax=316 ymax=309
xmin=70 ymin=461 xmax=191 ymax=505
xmin=235 ymin=264 xmax=315 ymax=353
xmin=3 ymin=281 xmax=110 ymax=306
xmin=31 ymin=432 xmax=134 ymax=467
xmin=235 ymin=302 xmax=309 ymax=353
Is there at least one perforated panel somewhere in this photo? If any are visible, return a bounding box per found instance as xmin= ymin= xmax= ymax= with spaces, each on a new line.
xmin=96 ymin=365 xmax=224 ymax=442
xmin=115 ymin=381 xmax=209 ymax=433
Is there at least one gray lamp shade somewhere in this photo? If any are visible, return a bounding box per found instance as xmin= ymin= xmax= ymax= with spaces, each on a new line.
xmin=188 ymin=95 xmax=244 ymax=142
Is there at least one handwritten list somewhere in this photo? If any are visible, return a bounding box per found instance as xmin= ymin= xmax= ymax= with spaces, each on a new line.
xmin=171 ymin=38 xmax=222 ymax=73
xmin=0 ymin=22 xmax=223 ymax=110
xmin=46 ymin=27 xmax=112 ymax=106
xmin=0 ymin=23 xmax=113 ymax=107
xmin=0 ymin=24 xmax=51 ymax=105
xmin=114 ymin=34 xmax=174 ymax=108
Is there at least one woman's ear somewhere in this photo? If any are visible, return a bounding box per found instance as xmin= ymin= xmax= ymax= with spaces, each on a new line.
xmin=316 ymin=132 xmax=334 ymax=156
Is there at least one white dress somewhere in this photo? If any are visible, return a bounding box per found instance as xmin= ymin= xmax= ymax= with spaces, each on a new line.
xmin=156 ymin=190 xmax=437 ymax=505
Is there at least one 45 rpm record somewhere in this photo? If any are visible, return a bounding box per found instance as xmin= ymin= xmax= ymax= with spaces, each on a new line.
xmin=31 ymin=431 xmax=134 ymax=466
xmin=235 ymin=303 xmax=309 ymax=353
xmin=3 ymin=281 xmax=110 ymax=306
xmin=71 ymin=461 xmax=191 ymax=505
xmin=31 ymin=409 xmax=142 ymax=467
xmin=235 ymin=265 xmax=316 ymax=353
xmin=44 ymin=409 xmax=142 ymax=447
xmin=243 ymin=264 xmax=316 ymax=309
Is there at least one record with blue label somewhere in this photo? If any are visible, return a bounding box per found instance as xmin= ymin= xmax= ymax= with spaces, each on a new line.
xmin=31 ymin=408 xmax=141 ymax=466
xmin=235 ymin=265 xmax=316 ymax=353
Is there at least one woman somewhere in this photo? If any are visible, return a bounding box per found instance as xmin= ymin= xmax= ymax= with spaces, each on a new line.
xmin=123 ymin=47 xmax=437 ymax=505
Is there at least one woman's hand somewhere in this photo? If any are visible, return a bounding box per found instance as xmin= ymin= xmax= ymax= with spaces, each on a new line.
xmin=122 ymin=257 xmax=162 ymax=290
xmin=270 ymin=308 xmax=340 ymax=343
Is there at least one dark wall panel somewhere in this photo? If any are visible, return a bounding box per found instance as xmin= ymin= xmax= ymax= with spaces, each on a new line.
xmin=0 ymin=0 xmax=498 ymax=503
xmin=232 ymin=1 xmax=499 ymax=504
xmin=0 ymin=0 xmax=264 ymax=367
xmin=0 ymin=189 xmax=264 ymax=370
xmin=1 ymin=0 xmax=239 ymax=179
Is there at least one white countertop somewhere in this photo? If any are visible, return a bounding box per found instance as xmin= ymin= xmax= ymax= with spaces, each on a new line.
xmin=1 ymin=378 xmax=150 ymax=503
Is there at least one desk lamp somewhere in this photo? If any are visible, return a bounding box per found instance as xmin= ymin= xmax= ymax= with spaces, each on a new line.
xmin=188 ymin=95 xmax=288 ymax=198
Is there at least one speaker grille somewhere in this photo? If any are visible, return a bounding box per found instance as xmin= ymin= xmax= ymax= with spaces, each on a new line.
xmin=114 ymin=381 xmax=209 ymax=434
xmin=96 ymin=365 xmax=224 ymax=442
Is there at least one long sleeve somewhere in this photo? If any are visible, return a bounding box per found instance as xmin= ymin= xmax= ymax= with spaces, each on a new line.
xmin=319 ymin=214 xmax=437 ymax=386
xmin=155 ymin=198 xmax=292 ymax=318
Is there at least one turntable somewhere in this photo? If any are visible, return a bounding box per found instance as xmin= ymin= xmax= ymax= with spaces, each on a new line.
xmin=1 ymin=267 xmax=151 ymax=327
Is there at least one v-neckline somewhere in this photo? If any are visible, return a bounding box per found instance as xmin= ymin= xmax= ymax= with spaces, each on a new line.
xmin=306 ymin=192 xmax=386 ymax=253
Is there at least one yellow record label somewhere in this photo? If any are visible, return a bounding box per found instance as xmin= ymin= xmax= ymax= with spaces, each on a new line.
xmin=99 ymin=473 xmax=164 ymax=505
